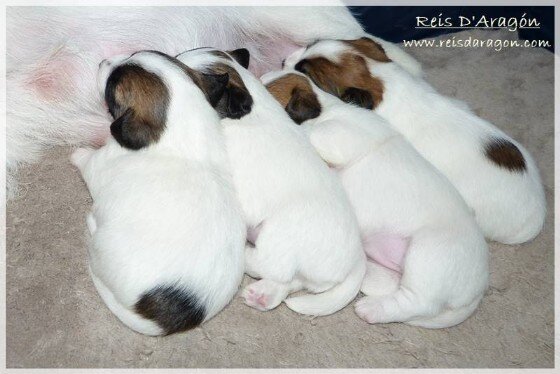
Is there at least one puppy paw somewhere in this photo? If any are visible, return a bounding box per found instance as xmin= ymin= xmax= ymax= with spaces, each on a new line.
xmin=355 ymin=297 xmax=382 ymax=324
xmin=241 ymin=279 xmax=286 ymax=312
xmin=242 ymin=286 xmax=269 ymax=311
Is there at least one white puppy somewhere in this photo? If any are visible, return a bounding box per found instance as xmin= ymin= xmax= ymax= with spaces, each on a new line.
xmin=284 ymin=36 xmax=546 ymax=245
xmin=7 ymin=6 xmax=366 ymax=197
xmin=71 ymin=51 xmax=245 ymax=336
xmin=177 ymin=48 xmax=366 ymax=316
xmin=262 ymin=70 xmax=489 ymax=328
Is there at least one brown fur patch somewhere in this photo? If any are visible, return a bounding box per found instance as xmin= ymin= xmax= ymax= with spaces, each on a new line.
xmin=265 ymin=73 xmax=314 ymax=107
xmin=344 ymin=37 xmax=391 ymax=63
xmin=485 ymin=138 xmax=526 ymax=172
xmin=107 ymin=64 xmax=169 ymax=149
xmin=137 ymin=50 xmax=228 ymax=107
xmin=295 ymin=53 xmax=384 ymax=109
xmin=265 ymin=74 xmax=321 ymax=124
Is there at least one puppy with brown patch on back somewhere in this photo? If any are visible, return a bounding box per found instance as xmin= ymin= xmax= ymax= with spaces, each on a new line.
xmin=70 ymin=51 xmax=246 ymax=336
xmin=284 ymin=36 xmax=546 ymax=245
xmin=177 ymin=47 xmax=366 ymax=317
xmin=262 ymin=70 xmax=488 ymax=328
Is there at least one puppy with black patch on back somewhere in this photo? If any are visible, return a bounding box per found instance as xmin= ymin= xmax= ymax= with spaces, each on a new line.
xmin=261 ymin=70 xmax=489 ymax=328
xmin=284 ymin=36 xmax=546 ymax=245
xmin=70 ymin=51 xmax=245 ymax=336
xmin=176 ymin=47 xmax=366 ymax=316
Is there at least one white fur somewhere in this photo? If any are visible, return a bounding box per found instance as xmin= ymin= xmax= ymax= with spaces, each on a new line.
xmin=367 ymin=35 xmax=423 ymax=78
xmin=71 ymin=52 xmax=245 ymax=335
xmin=7 ymin=5 xmax=364 ymax=197
xmin=285 ymin=39 xmax=546 ymax=244
xmin=261 ymin=70 xmax=489 ymax=328
xmin=177 ymin=48 xmax=366 ymax=316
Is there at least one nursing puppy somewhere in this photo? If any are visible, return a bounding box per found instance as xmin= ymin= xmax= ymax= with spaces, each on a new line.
xmin=262 ymin=70 xmax=488 ymax=328
xmin=71 ymin=51 xmax=245 ymax=335
xmin=7 ymin=5 xmax=365 ymax=197
xmin=283 ymin=37 xmax=546 ymax=245
xmin=177 ymin=48 xmax=366 ymax=316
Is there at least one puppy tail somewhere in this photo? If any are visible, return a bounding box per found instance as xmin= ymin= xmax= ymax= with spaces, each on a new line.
xmin=285 ymin=259 xmax=366 ymax=316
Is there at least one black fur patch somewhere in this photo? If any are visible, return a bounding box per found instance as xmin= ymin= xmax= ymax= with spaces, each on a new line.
xmin=217 ymin=85 xmax=253 ymax=119
xmin=485 ymin=137 xmax=526 ymax=172
xmin=135 ymin=285 xmax=206 ymax=335
xmin=341 ymin=87 xmax=374 ymax=109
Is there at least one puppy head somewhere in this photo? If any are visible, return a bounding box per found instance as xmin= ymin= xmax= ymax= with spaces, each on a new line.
xmin=261 ymin=70 xmax=321 ymax=125
xmin=98 ymin=50 xmax=229 ymax=150
xmin=176 ymin=47 xmax=253 ymax=120
xmin=283 ymin=37 xmax=390 ymax=110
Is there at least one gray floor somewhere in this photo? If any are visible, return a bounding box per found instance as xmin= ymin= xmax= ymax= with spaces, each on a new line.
xmin=6 ymin=30 xmax=554 ymax=368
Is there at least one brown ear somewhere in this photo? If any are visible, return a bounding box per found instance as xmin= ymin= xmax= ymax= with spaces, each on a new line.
xmin=227 ymin=48 xmax=250 ymax=69
xmin=110 ymin=108 xmax=161 ymax=150
xmin=345 ymin=37 xmax=391 ymax=62
xmin=285 ymin=87 xmax=321 ymax=125
xmin=340 ymin=87 xmax=374 ymax=109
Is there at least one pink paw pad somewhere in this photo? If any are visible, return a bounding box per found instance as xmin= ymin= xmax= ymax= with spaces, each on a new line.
xmin=243 ymin=287 xmax=269 ymax=311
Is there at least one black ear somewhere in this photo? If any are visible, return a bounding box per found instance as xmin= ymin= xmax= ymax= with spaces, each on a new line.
xmin=285 ymin=87 xmax=321 ymax=125
xmin=110 ymin=108 xmax=154 ymax=150
xmin=294 ymin=59 xmax=311 ymax=74
xmin=200 ymin=72 xmax=229 ymax=107
xmin=220 ymin=86 xmax=253 ymax=119
xmin=340 ymin=87 xmax=374 ymax=110
xmin=228 ymin=48 xmax=250 ymax=69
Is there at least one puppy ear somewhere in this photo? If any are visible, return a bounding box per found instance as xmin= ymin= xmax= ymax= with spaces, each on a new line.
xmin=340 ymin=87 xmax=374 ymax=110
xmin=199 ymin=72 xmax=229 ymax=107
xmin=228 ymin=48 xmax=250 ymax=69
xmin=285 ymin=87 xmax=321 ymax=125
xmin=222 ymin=85 xmax=253 ymax=119
xmin=294 ymin=59 xmax=311 ymax=74
xmin=110 ymin=108 xmax=154 ymax=150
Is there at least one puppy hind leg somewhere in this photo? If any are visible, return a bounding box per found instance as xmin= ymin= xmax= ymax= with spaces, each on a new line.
xmin=244 ymin=244 xmax=266 ymax=279
xmin=355 ymin=288 xmax=437 ymax=325
xmin=243 ymin=221 xmax=297 ymax=283
xmin=242 ymin=278 xmax=303 ymax=312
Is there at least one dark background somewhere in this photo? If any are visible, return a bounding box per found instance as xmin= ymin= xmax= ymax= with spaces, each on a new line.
xmin=348 ymin=6 xmax=554 ymax=52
